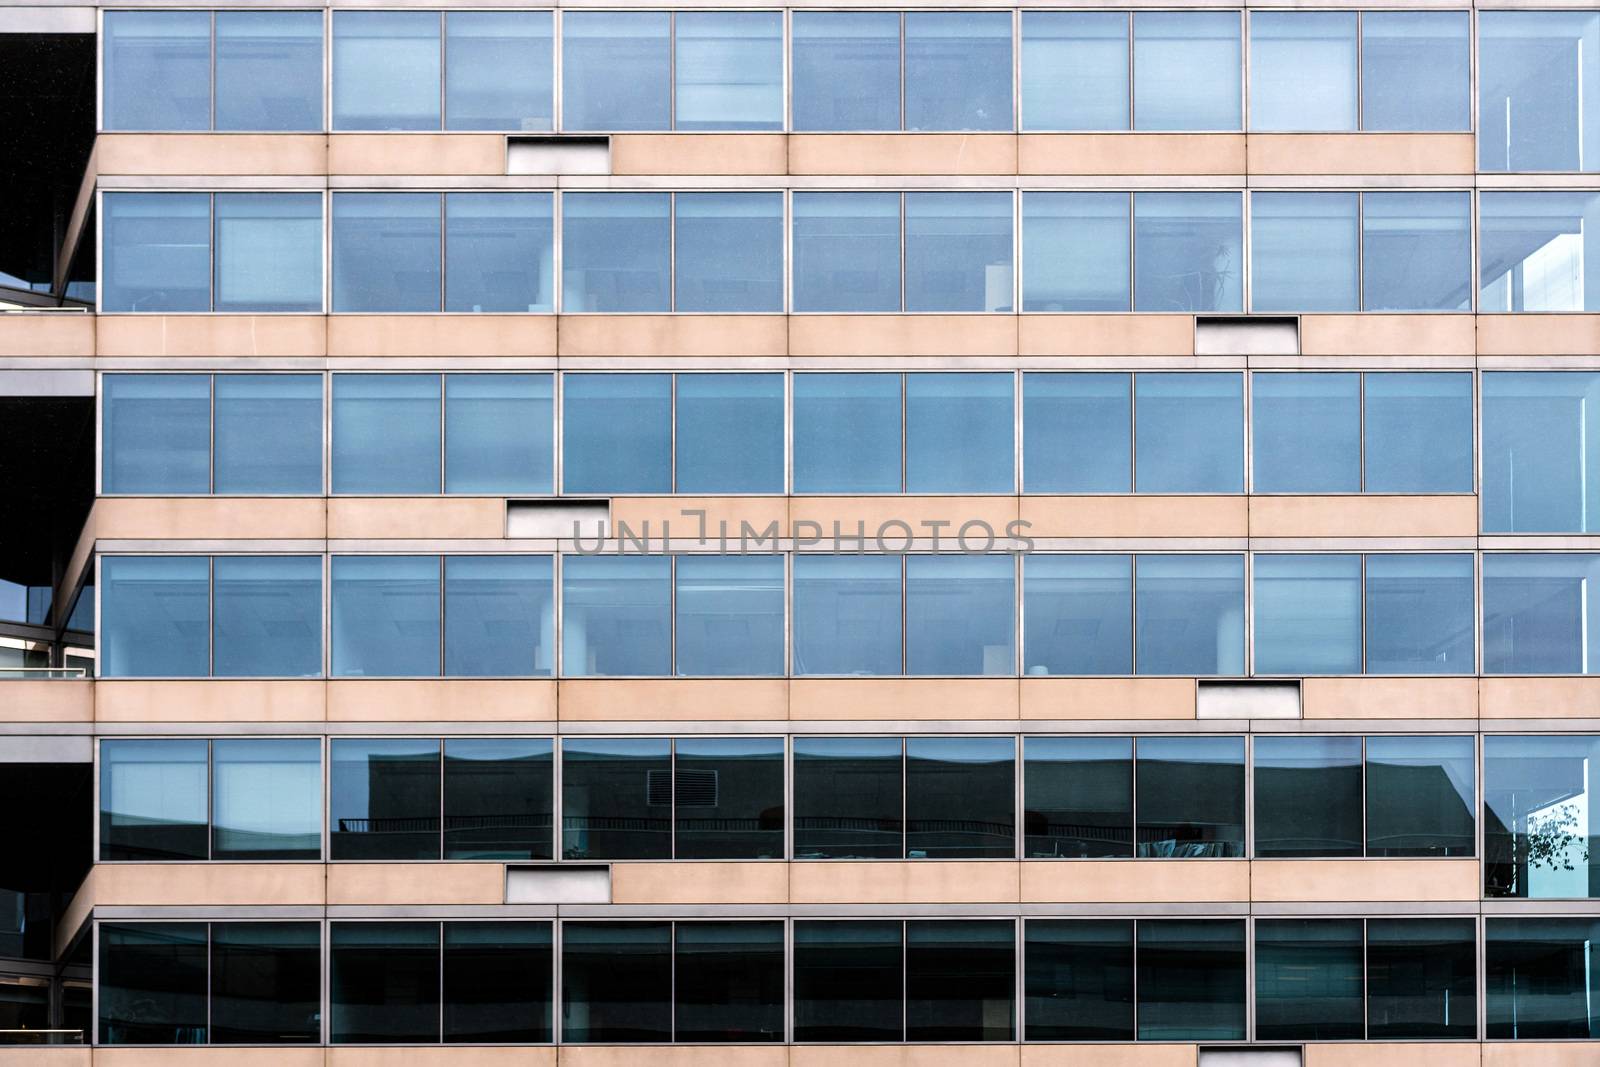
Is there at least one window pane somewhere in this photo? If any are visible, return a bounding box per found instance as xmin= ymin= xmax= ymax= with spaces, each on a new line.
xmin=443 ymin=922 xmax=552 ymax=1042
xmin=331 ymin=555 xmax=440 ymax=677
xmin=905 ymin=192 xmax=1014 ymax=312
xmin=1134 ymin=554 xmax=1246 ymax=675
xmin=103 ymin=12 xmax=210 ymax=131
xmin=1133 ymin=192 xmax=1244 ymax=312
xmin=561 ymin=11 xmax=669 ymax=131
xmin=675 ymin=922 xmax=784 ymax=1042
xmin=560 ymin=555 xmax=671 ymax=677
xmin=561 ymin=193 xmax=669 ymax=312
xmin=1365 ymin=554 xmax=1475 ymax=675
xmin=1021 ymin=193 xmax=1131 ymax=312
xmin=1133 ymin=12 xmax=1241 ymax=131
xmin=213 ymin=738 xmax=321 ymax=860
xmin=1136 ymin=736 xmax=1245 ymax=858
xmin=211 ymin=922 xmax=321 ymax=1044
xmin=793 ymin=736 xmax=902 ymax=859
xmin=1253 ymin=554 xmax=1362 ymax=675
xmin=1253 ymin=736 xmax=1362 ymax=858
xmin=561 ymin=923 xmax=671 ymax=1043
xmin=444 ymin=738 xmax=553 ymax=861
xmin=907 ymin=920 xmax=1015 ymax=1041
xmin=216 ymin=12 xmax=323 ymax=132
xmin=1022 ymin=373 xmax=1131 ymax=492
xmin=1479 ymin=12 xmax=1600 ymax=172
xmin=444 ymin=192 xmax=554 ymax=313
xmin=1484 ymin=554 xmax=1600 ymax=673
xmin=1251 ymin=372 xmax=1360 ymax=492
xmin=1368 ymin=918 xmax=1477 ymax=1039
xmin=331 ymin=192 xmax=441 ymax=312
xmin=1486 ymin=735 xmax=1600 ymax=899
xmin=793 ymin=373 xmax=902 ymax=493
xmin=329 ymin=738 xmax=441 ymax=861
xmin=674 ymin=12 xmax=782 ymax=131
xmin=792 ymin=555 xmax=901 ymax=676
xmin=102 ymin=192 xmax=210 ymax=312
xmin=674 ymin=556 xmax=785 ymax=678
xmin=1024 ymin=736 xmax=1133 ymax=858
xmin=906 ymin=555 xmax=1015 ymax=676
xmin=793 ymin=921 xmax=902 ymax=1041
xmin=1254 ymin=919 xmax=1363 ymax=1040
xmin=1362 ymin=12 xmax=1469 ymax=131
xmin=674 ymin=737 xmax=784 ymax=859
xmin=443 ymin=555 xmax=554 ymax=678
xmin=1136 ymin=920 xmax=1246 ymax=1040
xmin=1366 ymin=372 xmax=1474 ymax=494
xmin=1134 ymin=373 xmax=1243 ymax=493
xmin=561 ymin=373 xmax=671 ymax=494
xmin=1487 ymin=918 xmax=1600 ymax=1038
xmin=444 ymin=373 xmax=553 ymax=494
xmin=332 ymin=11 xmax=440 ymax=131
xmin=214 ymin=374 xmax=322 ymax=494
xmin=214 ymin=556 xmax=322 ymax=678
xmin=331 ymin=373 xmax=441 ymax=493
xmin=906 ymin=372 xmax=1014 ymax=492
xmin=1362 ymin=191 xmax=1471 ymax=311
xmin=99 ymin=924 xmax=207 ymax=1044
xmin=1479 ymin=191 xmax=1600 ymax=312
xmin=1023 ymin=555 xmax=1133 ymax=676
xmin=1025 ymin=922 xmax=1134 ymax=1040
xmin=330 ymin=922 xmax=439 ymax=1043
xmin=791 ymin=12 xmax=900 ymax=131
xmin=674 ymin=193 xmax=784 ymax=312
xmin=675 ymin=373 xmax=784 ymax=492
xmin=904 ymin=12 xmax=1012 ymax=132
xmin=100 ymin=738 xmax=208 ymax=861
xmin=1250 ymin=12 xmax=1355 ymax=131
xmin=1021 ymin=13 xmax=1129 ymax=131
xmin=1249 ymin=193 xmax=1359 ymax=312
xmin=101 ymin=556 xmax=208 ymax=678
xmin=445 ymin=12 xmax=552 ymax=131
xmin=906 ymin=736 xmax=1014 ymax=858
xmin=1366 ymin=735 xmax=1475 ymax=857
xmin=561 ymin=738 xmax=671 ymax=859
xmin=102 ymin=373 xmax=209 ymax=493
xmin=792 ymin=192 xmax=901 ymax=312
xmin=1484 ymin=373 xmax=1600 ymax=531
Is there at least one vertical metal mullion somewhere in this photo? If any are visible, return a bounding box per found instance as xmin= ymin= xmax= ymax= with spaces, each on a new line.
xmin=1126 ymin=192 xmax=1135 ymax=312
xmin=207 ymin=193 xmax=217 ymax=314
xmin=204 ymin=921 xmax=212 ymax=1041
xmin=1129 ymin=553 xmax=1139 ymax=674
xmin=1125 ymin=13 xmax=1135 ymax=130
xmin=898 ymin=192 xmax=907 ymax=313
xmin=899 ymin=372 xmax=908 ymax=493
xmin=669 ymin=920 xmax=677 ymax=1043
xmin=438 ymin=371 xmax=448 ymax=492
xmin=1358 ymin=371 xmax=1367 ymax=492
xmin=898 ymin=12 xmax=906 ymax=132
xmin=1127 ymin=369 xmax=1137 ymax=492
xmin=669 ymin=735 xmax=677 ymax=858
xmin=206 ymin=740 xmax=215 ymax=860
xmin=437 ymin=12 xmax=447 ymax=131
xmin=1360 ymin=734 xmax=1369 ymax=856
xmin=900 ymin=554 xmax=909 ymax=677
xmin=1360 ymin=918 xmax=1370 ymax=1039
xmin=900 ymin=736 xmax=908 ymax=858
xmin=209 ymin=12 xmax=218 ymax=131
xmin=669 ymin=192 xmax=678 ymax=314
xmin=1130 ymin=918 xmax=1139 ymax=1038
xmin=669 ymin=12 xmax=678 ymax=132
xmin=208 ymin=372 xmax=216 ymax=493
xmin=900 ymin=919 xmax=909 ymax=1041
xmin=1359 ymin=553 xmax=1368 ymax=674
xmin=438 ymin=735 xmax=447 ymax=861
xmin=437 ymin=194 xmax=447 ymax=317
xmin=670 ymin=372 xmax=679 ymax=492
xmin=207 ymin=555 xmax=216 ymax=677
xmin=1357 ymin=191 xmax=1367 ymax=311
xmin=1130 ymin=734 xmax=1140 ymax=855
xmin=1244 ymin=733 xmax=1253 ymax=859
xmin=437 ymin=919 xmax=445 ymax=1042
xmin=437 ymin=554 xmax=446 ymax=677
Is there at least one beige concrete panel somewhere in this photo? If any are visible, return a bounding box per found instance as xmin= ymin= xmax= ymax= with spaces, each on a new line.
xmin=327 ymin=1050 xmax=553 ymax=1067
xmin=326 ymin=862 xmax=502 ymax=906
xmin=795 ymin=1049 xmax=1020 ymax=1067
xmin=789 ymin=495 xmax=1018 ymax=537
xmin=0 ymin=679 xmax=92 ymax=722
xmin=0 ymin=312 xmax=93 ymax=357
xmin=791 ymin=314 xmax=1018 ymax=357
xmin=1248 ymin=495 xmax=1477 ymax=538
xmin=1022 ymin=1046 xmax=1197 ymax=1067
xmin=561 ymin=1050 xmax=782 ymax=1067
xmin=1022 ymin=860 xmax=1248 ymax=904
xmin=93 ymin=497 xmax=327 ymax=540
xmin=1300 ymin=314 xmax=1475 ymax=357
xmin=326 ymin=679 xmax=555 ymax=722
xmin=1020 ymin=496 xmax=1247 ymax=538
xmin=95 ymin=133 xmax=328 ymax=176
xmin=1483 ymin=1045 xmax=1600 ymax=1067
xmin=1020 ymin=133 xmax=1244 ymax=175
xmin=96 ymin=1052 xmax=325 ymax=1067
xmin=326 ymin=315 xmax=556 ymax=357
xmin=1019 ymin=314 xmax=1194 ymax=357
xmin=608 ymin=497 xmax=787 ymax=542
xmin=558 ymin=315 xmax=787 ymax=357
xmin=611 ymin=133 xmax=787 ymax=175
xmin=1302 ymin=677 xmax=1478 ymax=720
xmin=1478 ymin=314 xmax=1600 ymax=356
xmin=1251 ymin=859 xmax=1479 ymax=902
xmin=1306 ymin=1045 xmax=1477 ymax=1067
xmin=789 ymin=134 xmax=1017 ymax=175
xmin=326 ymin=497 xmax=502 ymax=539
xmin=328 ymin=134 xmax=504 ymax=175
xmin=611 ymin=862 xmax=788 ymax=904
xmin=96 ymin=315 xmax=327 ymax=358
xmin=96 ymin=680 xmax=326 ymax=723
xmin=791 ymin=861 xmax=1020 ymax=904
xmin=1481 ymin=677 xmax=1600 ymax=719
xmin=558 ymin=679 xmax=787 ymax=722
xmin=790 ymin=678 xmax=1019 ymax=721
xmin=1021 ymin=678 xmax=1195 ymax=720
xmin=1247 ymin=133 xmax=1475 ymax=174
xmin=92 ymin=863 xmax=325 ymax=907
xmin=0 ymin=1052 xmax=89 ymax=1067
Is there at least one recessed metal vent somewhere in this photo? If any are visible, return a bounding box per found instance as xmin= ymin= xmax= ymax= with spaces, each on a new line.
xmin=1195 ymin=315 xmax=1299 ymax=356
xmin=507 ymin=135 xmax=610 ymax=175
xmin=1197 ymin=679 xmax=1302 ymax=720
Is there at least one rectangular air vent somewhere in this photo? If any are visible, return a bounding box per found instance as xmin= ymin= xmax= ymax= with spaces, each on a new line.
xmin=506 ymin=864 xmax=611 ymax=904
xmin=1200 ymin=1048 xmax=1302 ymax=1067
xmin=507 ymin=135 xmax=610 ymax=175
xmin=1197 ymin=679 xmax=1301 ymax=720
xmin=1195 ymin=315 xmax=1299 ymax=356
xmin=507 ymin=499 xmax=610 ymax=539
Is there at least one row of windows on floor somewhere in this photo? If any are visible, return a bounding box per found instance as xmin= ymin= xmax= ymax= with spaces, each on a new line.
xmin=102 ymin=188 xmax=1600 ymax=315
xmin=96 ymin=917 xmax=1600 ymax=1045
xmin=104 ymin=8 xmax=1597 ymax=165
xmin=96 ymin=551 xmax=1600 ymax=679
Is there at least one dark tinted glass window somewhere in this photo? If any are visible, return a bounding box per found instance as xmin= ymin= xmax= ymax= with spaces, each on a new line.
xmin=561 ymin=738 xmax=671 ymax=859
xmin=793 ymin=921 xmax=903 ymax=1042
xmin=906 ymin=920 xmax=1015 ymax=1041
xmin=1366 ymin=735 xmax=1474 ymax=857
xmin=1024 ymin=920 xmax=1134 ymax=1040
xmin=329 ymin=739 xmax=441 ymax=861
xmin=1487 ymin=917 xmax=1600 ymax=1039
xmin=443 ymin=922 xmax=552 ymax=1043
xmin=1136 ymin=920 xmax=1246 ymax=1040
xmin=1254 ymin=919 xmax=1363 ymax=1040
xmin=1136 ymin=736 xmax=1245 ymax=858
xmin=1253 ymin=735 xmax=1363 ymax=858
xmin=1024 ymin=736 xmax=1133 ymax=858
xmin=793 ymin=737 xmax=902 ymax=859
xmin=1485 ymin=734 xmax=1600 ymax=899
xmin=561 ymin=922 xmax=672 ymax=1043
xmin=1367 ymin=918 xmax=1476 ymax=1039
xmin=100 ymin=738 xmax=208 ymax=861
xmin=330 ymin=922 xmax=440 ymax=1044
xmin=674 ymin=921 xmax=784 ymax=1042
xmin=210 ymin=922 xmax=321 ymax=1044
xmin=906 ymin=736 xmax=1014 ymax=858
xmin=674 ymin=737 xmax=784 ymax=860
xmin=99 ymin=923 xmax=207 ymax=1044
xmin=443 ymin=738 xmax=553 ymax=860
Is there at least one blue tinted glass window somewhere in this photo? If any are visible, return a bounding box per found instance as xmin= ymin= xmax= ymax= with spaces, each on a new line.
xmin=1133 ymin=193 xmax=1243 ymax=312
xmin=561 ymin=373 xmax=671 ymax=494
xmin=1480 ymin=191 xmax=1600 ymax=312
xmin=1480 ymin=13 xmax=1600 ymax=172
xmin=561 ymin=556 xmax=671 ymax=677
xmin=1362 ymin=192 xmax=1471 ymax=311
xmin=676 ymin=373 xmax=784 ymax=493
xmin=792 ymin=373 xmax=902 ymax=493
xmin=213 ymin=193 xmax=322 ymax=313
xmin=1020 ymin=13 xmax=1129 ymax=131
xmin=791 ymin=12 xmax=900 ymax=132
xmin=1487 ymin=918 xmax=1600 ymax=1038
xmin=562 ymin=11 xmax=669 ymax=131
xmin=101 ymin=556 xmax=208 ymax=677
xmin=1362 ymin=12 xmax=1469 ymax=132
xmin=793 ymin=555 xmax=901 ymax=676
xmin=331 ymin=193 xmax=441 ymax=312
xmin=1485 ymin=554 xmax=1600 ymax=674
xmin=331 ymin=374 xmax=441 ymax=494
xmin=212 ymin=738 xmax=323 ymax=860
xmin=102 ymin=192 xmax=210 ymax=312
xmin=561 ymin=193 xmax=670 ymax=312
xmin=444 ymin=373 xmax=553 ymax=494
xmin=674 ymin=12 xmax=782 ymax=131
xmin=1251 ymin=373 xmax=1360 ymax=493
xmin=904 ymin=12 xmax=1012 ymax=132
xmin=1135 ymin=555 xmax=1245 ymax=675
xmin=332 ymin=11 xmax=440 ymax=131
xmin=905 ymin=192 xmax=1014 ymax=312
xmin=1133 ymin=13 xmax=1241 ymax=131
xmin=103 ymin=11 xmax=210 ymax=131
xmin=675 ymin=555 xmax=785 ymax=676
xmin=1484 ymin=372 xmax=1600 ymax=531
xmin=213 ymin=556 xmax=322 ymax=677
xmin=330 ymin=556 xmax=441 ymax=677
xmin=216 ymin=11 xmax=323 ymax=132
xmin=1249 ymin=193 xmax=1359 ymax=312
xmin=906 ymin=373 xmax=1014 ymax=493
xmin=102 ymin=373 xmax=210 ymax=494
xmin=1366 ymin=735 xmax=1475 ymax=857
xmin=1365 ymin=372 xmax=1473 ymax=494
xmin=1485 ymin=736 xmax=1600 ymax=899
xmin=792 ymin=192 xmax=901 ymax=312
xmin=1134 ymin=373 xmax=1243 ymax=493
xmin=445 ymin=12 xmax=552 ymax=131
xmin=100 ymin=738 xmax=208 ymax=860
xmin=444 ymin=555 xmax=554 ymax=677
xmin=674 ymin=193 xmax=783 ymax=313
xmin=214 ymin=374 xmax=322 ymax=495
xmin=1021 ymin=192 xmax=1130 ymax=312
xmin=1023 ymin=373 xmax=1131 ymax=493
xmin=1249 ymin=12 xmax=1356 ymax=132
xmin=445 ymin=192 xmax=554 ymax=313
xmin=1024 ymin=555 xmax=1132 ymax=676
xmin=1366 ymin=554 xmax=1474 ymax=675
xmin=907 ymin=555 xmax=1015 ymax=676
xmin=1252 ymin=554 xmax=1361 ymax=675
